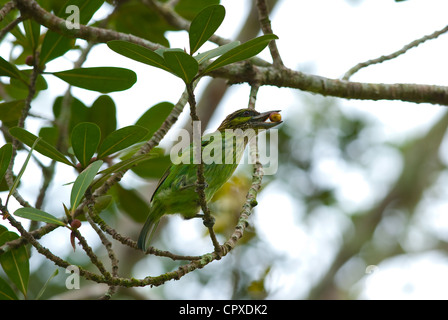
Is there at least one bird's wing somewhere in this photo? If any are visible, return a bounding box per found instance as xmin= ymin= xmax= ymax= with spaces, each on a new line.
xmin=149 ymin=133 xmax=220 ymax=201
xmin=150 ymin=167 xmax=171 ymax=202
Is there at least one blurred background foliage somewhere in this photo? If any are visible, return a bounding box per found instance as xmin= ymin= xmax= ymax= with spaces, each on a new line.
xmin=1 ymin=0 xmax=448 ymax=299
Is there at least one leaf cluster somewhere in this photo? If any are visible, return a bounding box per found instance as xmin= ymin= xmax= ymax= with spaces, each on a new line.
xmin=0 ymin=1 xmax=277 ymax=299
xmin=107 ymin=5 xmax=277 ymax=84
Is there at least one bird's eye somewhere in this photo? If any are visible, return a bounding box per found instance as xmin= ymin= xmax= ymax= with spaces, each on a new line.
xmin=242 ymin=111 xmax=250 ymax=117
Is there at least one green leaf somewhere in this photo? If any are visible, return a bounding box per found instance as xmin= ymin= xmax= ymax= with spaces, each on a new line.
xmin=55 ymin=96 xmax=116 ymax=144
xmin=0 ymin=231 xmax=29 ymax=298
xmin=111 ymin=184 xmax=149 ymax=223
xmin=97 ymin=126 xmax=148 ymax=159
xmin=52 ymin=67 xmax=137 ymax=93
xmin=175 ymin=0 xmax=220 ymax=21
xmin=70 ymin=160 xmax=103 ymax=211
xmin=23 ymin=19 xmax=40 ymax=51
xmin=163 ymin=51 xmax=198 ymax=84
xmin=53 ymin=96 xmax=89 ymax=132
xmin=1 ymin=83 xmax=28 ymax=101
xmin=93 ymin=195 xmax=112 ymax=214
xmin=39 ymin=126 xmax=59 ymax=147
xmin=39 ymin=0 xmax=104 ymax=66
xmin=66 ymin=0 xmax=105 ymax=25
xmin=0 ymin=56 xmax=24 ymax=80
xmin=0 ymin=143 xmax=13 ymax=184
xmin=0 ymin=100 xmax=25 ymax=124
xmin=107 ymin=40 xmax=171 ymax=72
xmin=7 ymin=137 xmax=41 ymax=204
xmin=39 ymin=31 xmax=75 ymax=66
xmin=1 ymin=14 xmax=26 ymax=46
xmin=0 ymin=225 xmax=7 ymax=236
xmin=35 ymin=269 xmax=59 ymax=300
xmin=92 ymin=153 xmax=156 ymax=190
xmin=154 ymin=48 xmax=184 ymax=57
xmin=89 ymin=95 xmax=117 ymax=143
xmin=9 ymin=127 xmax=74 ymax=167
xmin=10 ymin=70 xmax=48 ymax=91
xmin=106 ymin=1 xmax=172 ymax=47
xmin=194 ymin=41 xmax=240 ymax=64
xmin=131 ymin=154 xmax=171 ymax=179
xmin=202 ymin=34 xmax=279 ymax=74
xmin=0 ymin=178 xmax=9 ymax=192
xmin=189 ymin=4 xmax=225 ymax=54
xmin=135 ymin=102 xmax=174 ymax=141
xmin=14 ymin=208 xmax=66 ymax=226
xmin=0 ymin=276 xmax=19 ymax=300
xmin=71 ymin=122 xmax=101 ymax=168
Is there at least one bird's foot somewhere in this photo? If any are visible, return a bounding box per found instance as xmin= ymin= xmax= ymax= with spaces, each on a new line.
xmin=187 ymin=214 xmax=215 ymax=227
xmin=203 ymin=215 xmax=215 ymax=228
xmin=195 ymin=181 xmax=208 ymax=190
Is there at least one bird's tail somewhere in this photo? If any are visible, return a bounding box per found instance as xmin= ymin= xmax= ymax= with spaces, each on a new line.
xmin=137 ymin=208 xmax=161 ymax=252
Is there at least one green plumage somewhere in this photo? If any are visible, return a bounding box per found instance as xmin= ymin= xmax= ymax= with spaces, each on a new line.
xmin=137 ymin=108 xmax=282 ymax=251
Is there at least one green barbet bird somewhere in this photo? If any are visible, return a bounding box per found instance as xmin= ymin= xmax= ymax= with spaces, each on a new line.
xmin=137 ymin=108 xmax=282 ymax=251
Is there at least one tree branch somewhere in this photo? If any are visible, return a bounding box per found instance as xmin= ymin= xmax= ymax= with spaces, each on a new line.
xmin=14 ymin=0 xmax=162 ymax=50
xmin=211 ymin=65 xmax=448 ymax=106
xmin=14 ymin=0 xmax=448 ymax=106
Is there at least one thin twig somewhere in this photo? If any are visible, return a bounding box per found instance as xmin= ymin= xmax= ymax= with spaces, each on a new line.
xmin=85 ymin=205 xmax=119 ymax=299
xmin=248 ymin=84 xmax=260 ymax=110
xmin=19 ymin=52 xmax=39 ymax=127
xmin=343 ymin=24 xmax=448 ymax=80
xmin=2 ymin=144 xmax=266 ymax=289
xmin=34 ymin=161 xmax=56 ymax=210
xmin=186 ymin=83 xmax=222 ymax=254
xmin=5 ymin=214 xmax=112 ymax=284
xmin=255 ymin=0 xmax=283 ymax=67
xmin=0 ymin=14 xmax=26 ymax=41
xmin=72 ymin=228 xmax=111 ymax=279
xmin=0 ymin=221 xmax=60 ymax=254
xmin=86 ymin=209 xmax=119 ymax=275
xmin=87 ymin=204 xmax=201 ymax=260
xmin=221 ymin=134 xmax=264 ymax=255
xmin=0 ymin=1 xmax=15 ymax=22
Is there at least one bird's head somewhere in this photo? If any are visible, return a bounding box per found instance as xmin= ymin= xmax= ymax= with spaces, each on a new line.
xmin=217 ymin=108 xmax=282 ymax=132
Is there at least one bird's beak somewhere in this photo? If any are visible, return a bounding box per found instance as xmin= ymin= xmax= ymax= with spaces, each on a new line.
xmin=250 ymin=110 xmax=282 ymax=129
